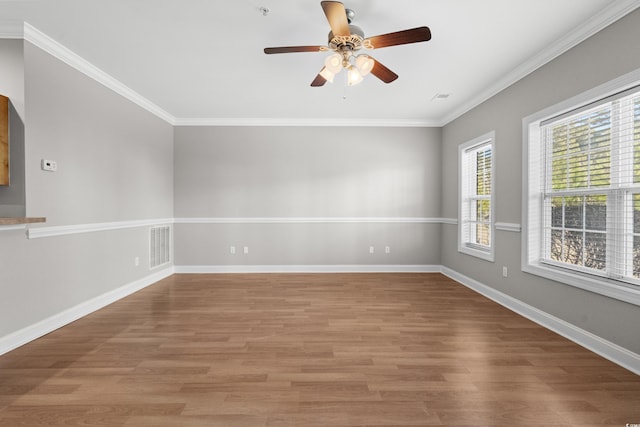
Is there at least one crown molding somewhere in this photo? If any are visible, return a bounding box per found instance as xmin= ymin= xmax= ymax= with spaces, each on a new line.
xmin=21 ymin=22 xmax=177 ymax=125
xmin=173 ymin=117 xmax=439 ymax=128
xmin=439 ymin=0 xmax=640 ymax=126
xmin=0 ymin=20 xmax=24 ymax=38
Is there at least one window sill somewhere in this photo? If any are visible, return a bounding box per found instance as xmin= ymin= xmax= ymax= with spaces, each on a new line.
xmin=523 ymin=262 xmax=640 ymax=307
xmin=458 ymin=244 xmax=495 ymax=262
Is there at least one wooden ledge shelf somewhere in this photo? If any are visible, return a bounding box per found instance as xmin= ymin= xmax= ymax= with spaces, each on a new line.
xmin=0 ymin=217 xmax=46 ymax=226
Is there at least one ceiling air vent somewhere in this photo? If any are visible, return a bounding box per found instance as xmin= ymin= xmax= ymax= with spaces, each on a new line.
xmin=432 ymin=93 xmax=450 ymax=101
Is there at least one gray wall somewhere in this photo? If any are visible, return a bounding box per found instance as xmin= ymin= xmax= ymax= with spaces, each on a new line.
xmin=24 ymin=43 xmax=174 ymax=224
xmin=441 ymin=9 xmax=640 ymax=353
xmin=174 ymin=126 xmax=442 ymax=266
xmin=0 ymin=39 xmax=26 ymax=217
xmin=0 ymin=41 xmax=173 ymax=339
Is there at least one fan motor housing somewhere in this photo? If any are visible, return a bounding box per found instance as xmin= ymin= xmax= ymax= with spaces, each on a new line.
xmin=328 ymin=24 xmax=365 ymax=51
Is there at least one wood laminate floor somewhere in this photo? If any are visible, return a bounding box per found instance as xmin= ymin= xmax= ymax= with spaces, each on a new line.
xmin=0 ymin=273 xmax=638 ymax=426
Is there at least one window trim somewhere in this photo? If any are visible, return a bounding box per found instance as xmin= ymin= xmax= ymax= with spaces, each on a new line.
xmin=458 ymin=131 xmax=496 ymax=262
xmin=522 ymin=67 xmax=640 ymax=306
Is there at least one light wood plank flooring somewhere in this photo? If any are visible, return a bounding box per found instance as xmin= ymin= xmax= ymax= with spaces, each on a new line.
xmin=0 ymin=273 xmax=638 ymax=426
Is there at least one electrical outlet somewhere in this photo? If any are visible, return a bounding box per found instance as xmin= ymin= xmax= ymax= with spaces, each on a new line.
xmin=41 ymin=159 xmax=57 ymax=172
xmin=134 ymin=257 xmax=140 ymax=267
xmin=385 ymin=246 xmax=391 ymax=254
xmin=369 ymin=246 xmax=375 ymax=254
xmin=502 ymin=266 xmax=508 ymax=277
xmin=230 ymin=246 xmax=236 ymax=254
xmin=243 ymin=246 xmax=249 ymax=254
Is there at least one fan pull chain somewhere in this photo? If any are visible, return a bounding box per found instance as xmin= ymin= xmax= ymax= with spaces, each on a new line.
xmin=343 ymin=72 xmax=348 ymax=100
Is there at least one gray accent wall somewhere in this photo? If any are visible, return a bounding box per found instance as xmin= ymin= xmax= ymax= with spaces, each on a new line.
xmin=173 ymin=126 xmax=442 ymax=266
xmin=441 ymin=9 xmax=640 ymax=354
xmin=0 ymin=41 xmax=173 ymax=339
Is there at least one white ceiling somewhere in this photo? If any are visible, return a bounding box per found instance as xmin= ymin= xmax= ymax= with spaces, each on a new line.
xmin=0 ymin=0 xmax=638 ymax=126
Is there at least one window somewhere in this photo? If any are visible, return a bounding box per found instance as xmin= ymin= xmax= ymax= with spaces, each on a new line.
xmin=524 ymin=71 xmax=640 ymax=305
xmin=459 ymin=131 xmax=495 ymax=261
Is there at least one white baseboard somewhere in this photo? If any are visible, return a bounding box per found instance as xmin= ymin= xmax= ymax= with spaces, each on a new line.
xmin=174 ymin=264 xmax=441 ymax=274
xmin=0 ymin=266 xmax=175 ymax=356
xmin=440 ymin=267 xmax=640 ymax=375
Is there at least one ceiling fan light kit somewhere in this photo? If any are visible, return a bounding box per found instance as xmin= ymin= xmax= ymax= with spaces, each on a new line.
xmin=264 ymin=1 xmax=431 ymax=87
xmin=319 ymin=51 xmax=374 ymax=85
xmin=324 ymin=53 xmax=343 ymax=74
xmin=355 ymin=55 xmax=374 ymax=77
xmin=347 ymin=66 xmax=363 ymax=86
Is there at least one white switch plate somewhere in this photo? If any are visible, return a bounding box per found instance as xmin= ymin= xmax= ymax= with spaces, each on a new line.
xmin=41 ymin=159 xmax=57 ymax=172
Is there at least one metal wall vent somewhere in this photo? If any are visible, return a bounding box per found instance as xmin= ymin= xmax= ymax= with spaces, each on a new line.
xmin=149 ymin=225 xmax=171 ymax=269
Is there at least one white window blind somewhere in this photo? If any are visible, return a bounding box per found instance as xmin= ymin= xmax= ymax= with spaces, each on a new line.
xmin=538 ymin=86 xmax=640 ymax=285
xmin=459 ymin=132 xmax=495 ymax=261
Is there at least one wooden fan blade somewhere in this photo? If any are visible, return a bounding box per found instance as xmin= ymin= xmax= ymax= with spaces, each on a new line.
xmin=321 ymin=1 xmax=350 ymax=37
xmin=264 ymin=46 xmax=327 ymax=54
xmin=370 ymin=59 xmax=398 ymax=84
xmin=311 ymin=68 xmax=328 ymax=87
xmin=365 ymin=26 xmax=431 ymax=49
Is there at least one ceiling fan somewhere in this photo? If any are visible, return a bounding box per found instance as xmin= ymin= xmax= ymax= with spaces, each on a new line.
xmin=264 ymin=1 xmax=432 ymax=87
